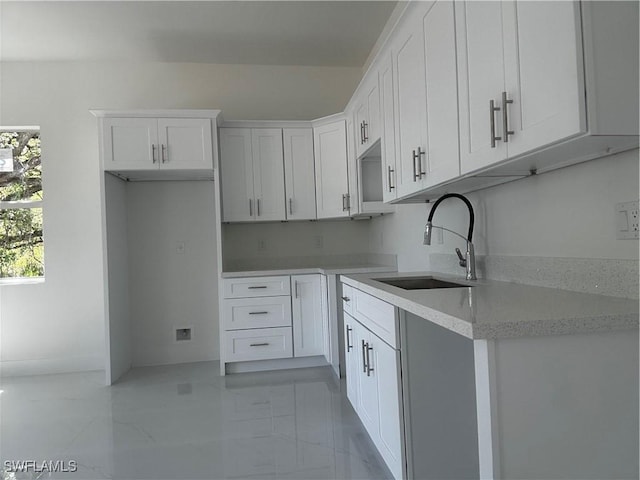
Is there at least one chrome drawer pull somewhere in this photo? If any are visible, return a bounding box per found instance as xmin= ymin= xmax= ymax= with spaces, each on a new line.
xmin=248 ymin=311 xmax=269 ymax=315
xmin=341 ymin=296 xmax=350 ymax=302
xmin=490 ymin=99 xmax=502 ymax=147
xmin=250 ymin=342 xmax=270 ymax=347
xmin=502 ymin=91 xmax=514 ymax=142
xmin=346 ymin=326 xmax=353 ymax=352
xmin=248 ymin=286 xmax=268 ymax=289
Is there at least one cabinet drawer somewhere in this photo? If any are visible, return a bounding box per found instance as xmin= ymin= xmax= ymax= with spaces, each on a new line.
xmin=224 ymin=327 xmax=293 ymax=362
xmin=223 ymin=276 xmax=291 ymax=298
xmin=342 ymin=283 xmax=354 ymax=316
xmin=353 ymin=287 xmax=399 ymax=349
xmin=223 ymin=297 xmax=292 ymax=330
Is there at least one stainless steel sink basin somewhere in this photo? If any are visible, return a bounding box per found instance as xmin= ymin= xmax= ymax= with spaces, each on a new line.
xmin=373 ymin=277 xmax=471 ymax=290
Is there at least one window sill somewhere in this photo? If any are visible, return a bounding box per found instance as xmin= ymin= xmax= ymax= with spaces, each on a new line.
xmin=0 ymin=277 xmax=45 ymax=286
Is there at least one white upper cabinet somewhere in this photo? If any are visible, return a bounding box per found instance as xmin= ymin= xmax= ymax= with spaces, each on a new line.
xmin=251 ymin=129 xmax=286 ymax=222
xmin=345 ymin=108 xmax=361 ymax=216
xmin=354 ymin=75 xmax=382 ymax=159
xmin=102 ymin=117 xmax=213 ymax=173
xmin=379 ymin=51 xmax=397 ymax=203
xmin=456 ymin=0 xmax=585 ymax=174
xmin=220 ymin=128 xmax=285 ymax=222
xmin=390 ymin=1 xmax=460 ymax=199
xmin=313 ymin=118 xmax=351 ymax=219
xmin=156 ymin=118 xmax=214 ymax=170
xmin=283 ymin=128 xmax=317 ymax=220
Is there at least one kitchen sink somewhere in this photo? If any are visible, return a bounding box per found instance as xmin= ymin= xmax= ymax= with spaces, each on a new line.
xmin=373 ymin=277 xmax=471 ymax=290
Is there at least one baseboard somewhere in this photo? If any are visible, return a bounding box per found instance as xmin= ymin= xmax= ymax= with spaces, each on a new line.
xmin=225 ymin=355 xmax=329 ymax=374
xmin=0 ymin=355 xmax=103 ymax=377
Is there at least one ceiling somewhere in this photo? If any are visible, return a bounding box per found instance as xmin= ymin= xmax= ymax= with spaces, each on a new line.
xmin=0 ymin=1 xmax=397 ymax=66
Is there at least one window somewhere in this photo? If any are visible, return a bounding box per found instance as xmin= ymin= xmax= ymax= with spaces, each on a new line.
xmin=0 ymin=128 xmax=44 ymax=279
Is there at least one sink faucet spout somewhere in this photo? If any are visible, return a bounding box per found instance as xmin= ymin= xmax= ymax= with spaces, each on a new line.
xmin=424 ymin=193 xmax=477 ymax=281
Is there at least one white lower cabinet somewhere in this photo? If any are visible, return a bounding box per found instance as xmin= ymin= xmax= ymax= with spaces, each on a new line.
xmin=343 ymin=286 xmax=404 ymax=480
xmin=291 ymin=274 xmax=328 ymax=358
xmin=224 ymin=327 xmax=293 ymax=362
xmin=221 ymin=275 xmax=329 ymax=370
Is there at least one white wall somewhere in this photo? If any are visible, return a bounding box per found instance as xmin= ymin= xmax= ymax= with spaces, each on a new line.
xmin=368 ymin=149 xmax=640 ymax=272
xmin=0 ymin=61 xmax=361 ymax=375
xmin=126 ymin=181 xmax=218 ymax=367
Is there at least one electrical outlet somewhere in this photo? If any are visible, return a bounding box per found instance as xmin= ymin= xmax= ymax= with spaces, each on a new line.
xmin=175 ymin=328 xmax=192 ymax=342
xmin=616 ymin=201 xmax=639 ymax=240
xmin=314 ymin=235 xmax=323 ymax=249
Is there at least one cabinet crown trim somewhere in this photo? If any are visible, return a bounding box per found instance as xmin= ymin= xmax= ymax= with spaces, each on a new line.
xmin=90 ymin=109 xmax=221 ymax=118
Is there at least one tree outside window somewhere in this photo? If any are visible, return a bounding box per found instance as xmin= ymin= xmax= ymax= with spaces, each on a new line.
xmin=0 ymin=129 xmax=44 ymax=278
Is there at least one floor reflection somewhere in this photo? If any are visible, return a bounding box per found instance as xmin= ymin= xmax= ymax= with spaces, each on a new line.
xmin=1 ymin=363 xmax=392 ymax=480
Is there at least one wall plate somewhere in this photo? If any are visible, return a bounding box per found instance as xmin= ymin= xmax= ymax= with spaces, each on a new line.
xmin=616 ymin=200 xmax=639 ymax=240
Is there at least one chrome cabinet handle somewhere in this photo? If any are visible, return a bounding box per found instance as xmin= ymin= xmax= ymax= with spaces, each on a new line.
xmin=342 ymin=194 xmax=347 ymax=211
xmin=341 ymin=296 xmax=350 ymax=302
xmin=366 ymin=343 xmax=374 ymax=376
xmin=161 ymin=144 xmax=167 ymax=163
xmin=248 ymin=286 xmax=267 ymax=289
xmin=257 ymin=199 xmax=261 ymax=217
xmin=363 ymin=121 xmax=368 ymax=142
xmin=346 ymin=193 xmax=351 ymax=211
xmin=412 ymin=150 xmax=420 ymax=181
xmin=152 ymin=144 xmax=157 ymax=163
xmin=387 ymin=166 xmax=395 ymax=191
xmin=249 ymin=199 xmax=253 ymax=217
xmin=418 ymin=147 xmax=426 ymax=177
xmin=360 ymin=121 xmax=365 ymax=144
xmin=490 ymin=99 xmax=502 ymax=148
xmin=249 ymin=311 xmax=269 ymax=315
xmin=361 ymin=340 xmax=368 ymax=373
xmin=502 ymin=91 xmax=514 ymax=142
xmin=289 ymin=198 xmax=293 ymax=215
xmin=250 ymin=342 xmax=270 ymax=347
xmin=346 ymin=326 xmax=353 ymax=352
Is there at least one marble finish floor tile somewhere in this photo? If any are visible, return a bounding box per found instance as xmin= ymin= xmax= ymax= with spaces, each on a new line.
xmin=0 ymin=363 xmax=392 ymax=480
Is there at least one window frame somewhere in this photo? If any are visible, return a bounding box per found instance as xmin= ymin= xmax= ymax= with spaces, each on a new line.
xmin=0 ymin=126 xmax=45 ymax=284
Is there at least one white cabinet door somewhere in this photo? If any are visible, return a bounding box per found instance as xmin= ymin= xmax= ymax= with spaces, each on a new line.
xmin=283 ymin=128 xmax=317 ymax=220
xmin=420 ymin=0 xmax=460 ymax=188
xmin=251 ymin=129 xmax=285 ymax=221
xmin=503 ymin=0 xmax=585 ymax=158
xmin=374 ymin=337 xmax=404 ymax=480
xmin=313 ymin=120 xmax=350 ymax=219
xmin=102 ymin=118 xmax=158 ymax=171
xmin=220 ymin=128 xmax=254 ymax=222
xmin=392 ymin=11 xmax=428 ymax=198
xmin=291 ymin=274 xmax=327 ymax=358
xmin=380 ymin=51 xmax=397 ymax=202
xmin=455 ymin=0 xmax=508 ymax=174
xmin=366 ymin=77 xmax=381 ymax=148
xmin=157 ymin=118 xmax=213 ymax=171
xmin=356 ymin=327 xmax=380 ymax=441
xmin=345 ymin=110 xmax=360 ymax=216
xmin=344 ymin=313 xmax=360 ymax=410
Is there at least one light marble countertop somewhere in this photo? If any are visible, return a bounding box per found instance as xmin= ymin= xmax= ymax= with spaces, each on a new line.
xmin=222 ymin=264 xmax=397 ymax=278
xmin=341 ymin=271 xmax=639 ymax=339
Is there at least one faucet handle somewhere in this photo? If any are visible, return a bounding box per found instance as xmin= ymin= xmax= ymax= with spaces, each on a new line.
xmin=455 ymin=248 xmax=467 ymax=267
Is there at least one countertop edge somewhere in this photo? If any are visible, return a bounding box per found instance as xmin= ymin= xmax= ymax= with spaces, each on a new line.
xmin=341 ymin=273 xmax=639 ymax=340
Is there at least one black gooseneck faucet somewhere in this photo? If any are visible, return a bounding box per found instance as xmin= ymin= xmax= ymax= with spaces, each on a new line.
xmin=424 ymin=193 xmax=477 ymax=280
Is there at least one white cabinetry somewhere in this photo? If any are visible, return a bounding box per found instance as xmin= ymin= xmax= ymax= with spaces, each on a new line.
xmin=283 ymin=128 xmax=316 ymax=220
xmin=456 ymin=0 xmax=585 ymax=174
xmin=379 ymin=52 xmax=397 ymax=203
xmin=354 ymin=74 xmax=381 ymax=158
xmin=391 ymin=0 xmax=459 ymax=200
xmin=222 ymin=276 xmax=293 ymax=365
xmin=313 ymin=118 xmax=351 ymax=219
xmin=219 ymin=128 xmax=285 ymax=222
xmin=291 ymin=274 xmax=328 ymax=358
xmin=221 ymin=274 xmax=329 ymax=372
xmin=101 ymin=117 xmax=213 ymax=174
xmin=343 ymin=284 xmax=404 ymax=480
